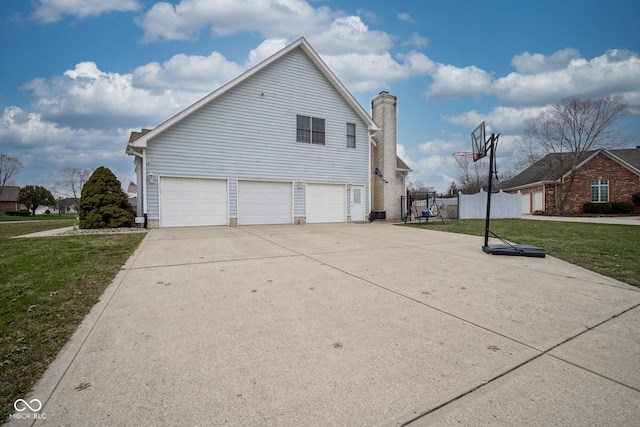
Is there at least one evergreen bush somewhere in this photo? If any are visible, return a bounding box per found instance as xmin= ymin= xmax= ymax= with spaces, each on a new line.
xmin=79 ymin=166 xmax=134 ymax=229
xmin=583 ymin=202 xmax=612 ymax=214
xmin=611 ymin=201 xmax=635 ymax=214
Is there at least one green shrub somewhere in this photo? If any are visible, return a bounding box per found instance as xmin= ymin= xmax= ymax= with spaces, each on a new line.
xmin=633 ymin=192 xmax=640 ymax=206
xmin=79 ymin=166 xmax=134 ymax=229
xmin=611 ymin=201 xmax=635 ymax=214
xmin=5 ymin=210 xmax=30 ymax=216
xmin=583 ymin=202 xmax=612 ymax=214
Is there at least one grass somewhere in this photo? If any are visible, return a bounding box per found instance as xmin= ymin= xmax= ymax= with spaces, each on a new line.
xmin=0 ymin=221 xmax=146 ymax=421
xmin=402 ymin=218 xmax=640 ymax=288
xmin=0 ymin=214 xmax=78 ymax=222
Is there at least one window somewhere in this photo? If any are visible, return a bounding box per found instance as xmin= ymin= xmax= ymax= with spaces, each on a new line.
xmin=346 ymin=123 xmax=356 ymax=148
xmin=296 ymin=115 xmax=325 ymax=145
xmin=591 ymin=178 xmax=609 ymax=203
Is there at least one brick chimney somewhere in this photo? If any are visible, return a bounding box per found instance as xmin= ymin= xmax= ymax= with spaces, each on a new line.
xmin=371 ymin=91 xmax=405 ymax=220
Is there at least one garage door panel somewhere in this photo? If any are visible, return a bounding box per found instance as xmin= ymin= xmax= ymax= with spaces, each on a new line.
xmin=238 ymin=181 xmax=292 ymax=225
xmin=160 ymin=177 xmax=228 ymax=227
xmin=306 ymin=184 xmax=345 ymax=223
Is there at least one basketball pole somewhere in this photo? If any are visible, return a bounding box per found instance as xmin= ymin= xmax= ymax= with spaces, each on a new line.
xmin=483 ymin=133 xmax=497 ymax=249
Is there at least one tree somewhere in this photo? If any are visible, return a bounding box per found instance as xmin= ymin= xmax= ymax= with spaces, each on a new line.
xmin=519 ymin=95 xmax=631 ymax=214
xmin=407 ymin=179 xmax=435 ymax=193
xmin=18 ymin=185 xmax=56 ymax=216
xmin=454 ymin=155 xmax=489 ymax=194
xmin=79 ymin=166 xmax=134 ymax=229
xmin=0 ymin=153 xmax=23 ymax=195
xmin=54 ymin=167 xmax=91 ymax=210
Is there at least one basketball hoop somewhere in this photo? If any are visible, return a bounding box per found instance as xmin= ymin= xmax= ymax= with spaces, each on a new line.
xmin=452 ymin=151 xmax=480 ymax=161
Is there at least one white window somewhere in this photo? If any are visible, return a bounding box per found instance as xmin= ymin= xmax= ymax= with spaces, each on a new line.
xmin=346 ymin=123 xmax=356 ymax=148
xmin=591 ymin=179 xmax=609 ymax=203
xmin=297 ymin=115 xmax=325 ymax=145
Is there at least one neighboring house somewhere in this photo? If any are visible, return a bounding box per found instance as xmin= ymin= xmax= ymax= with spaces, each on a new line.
xmin=126 ymin=37 xmax=410 ymax=228
xmin=57 ymin=197 xmax=79 ymax=214
xmin=501 ymin=147 xmax=640 ymax=214
xmin=0 ymin=186 xmax=20 ymax=215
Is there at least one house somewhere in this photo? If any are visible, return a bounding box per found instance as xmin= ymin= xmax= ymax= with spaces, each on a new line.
xmin=0 ymin=186 xmax=21 ymax=215
xmin=501 ymin=147 xmax=640 ymax=214
xmin=126 ymin=37 xmax=410 ymax=228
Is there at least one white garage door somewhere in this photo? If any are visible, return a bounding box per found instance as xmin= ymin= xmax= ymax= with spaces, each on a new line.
xmin=160 ymin=177 xmax=227 ymax=227
xmin=238 ymin=180 xmax=292 ymax=225
xmin=522 ymin=193 xmax=531 ymax=214
xmin=306 ymin=183 xmax=346 ymax=223
xmin=533 ymin=191 xmax=543 ymax=212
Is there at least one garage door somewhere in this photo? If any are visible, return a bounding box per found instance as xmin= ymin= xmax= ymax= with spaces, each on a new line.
xmin=238 ymin=180 xmax=292 ymax=225
xmin=522 ymin=193 xmax=531 ymax=214
xmin=160 ymin=177 xmax=227 ymax=227
xmin=533 ymin=191 xmax=543 ymax=212
xmin=306 ymin=183 xmax=346 ymax=223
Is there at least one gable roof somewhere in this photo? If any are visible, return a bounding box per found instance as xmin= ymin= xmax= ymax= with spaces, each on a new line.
xmin=127 ymin=37 xmax=379 ymax=150
xmin=0 ymin=186 xmax=20 ymax=202
xmin=501 ymin=147 xmax=640 ymax=190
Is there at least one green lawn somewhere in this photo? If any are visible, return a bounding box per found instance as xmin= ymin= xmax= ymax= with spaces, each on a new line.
xmin=402 ymin=218 xmax=640 ymax=288
xmin=0 ymin=221 xmax=146 ymax=421
xmin=0 ymin=214 xmax=78 ymax=222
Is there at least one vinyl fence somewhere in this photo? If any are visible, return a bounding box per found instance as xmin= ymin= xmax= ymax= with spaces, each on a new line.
xmin=458 ymin=190 xmax=522 ymax=219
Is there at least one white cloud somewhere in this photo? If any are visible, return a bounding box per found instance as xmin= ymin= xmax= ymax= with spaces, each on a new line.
xmin=443 ymin=106 xmax=545 ymax=134
xmin=402 ymin=32 xmax=428 ymax=48
xmin=245 ymin=38 xmax=289 ymax=67
xmin=397 ymin=12 xmax=416 ymax=23
xmin=423 ymin=64 xmax=493 ymax=100
xmin=0 ymin=107 xmax=134 ymax=187
xmin=511 ymin=48 xmax=580 ymax=74
xmin=324 ymin=51 xmax=434 ymax=92
xmin=133 ymin=52 xmax=245 ymax=92
xmin=493 ymin=49 xmax=640 ymax=107
xmin=23 ymin=62 xmax=204 ymax=130
xmin=136 ymin=0 xmax=334 ymax=43
xmin=32 ymin=0 xmax=140 ymax=23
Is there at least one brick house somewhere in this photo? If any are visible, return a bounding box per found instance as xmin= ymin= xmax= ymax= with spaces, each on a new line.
xmin=501 ymin=147 xmax=640 ymax=214
xmin=0 ymin=186 xmax=21 ymax=215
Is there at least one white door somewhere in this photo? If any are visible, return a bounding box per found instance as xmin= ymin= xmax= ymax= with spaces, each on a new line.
xmin=350 ymin=185 xmax=364 ymax=221
xmin=160 ymin=177 xmax=228 ymax=227
xmin=522 ymin=193 xmax=531 ymax=214
xmin=237 ymin=180 xmax=292 ymax=225
xmin=306 ymin=183 xmax=346 ymax=223
xmin=533 ymin=191 xmax=543 ymax=212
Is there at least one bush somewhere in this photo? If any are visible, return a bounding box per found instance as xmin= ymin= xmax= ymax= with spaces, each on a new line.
xmin=633 ymin=192 xmax=640 ymax=206
xmin=583 ymin=202 xmax=612 ymax=214
xmin=611 ymin=201 xmax=635 ymax=214
xmin=79 ymin=166 xmax=134 ymax=229
xmin=5 ymin=210 xmax=30 ymax=216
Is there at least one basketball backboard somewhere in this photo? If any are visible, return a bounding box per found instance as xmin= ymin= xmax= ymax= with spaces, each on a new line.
xmin=471 ymin=122 xmax=487 ymax=161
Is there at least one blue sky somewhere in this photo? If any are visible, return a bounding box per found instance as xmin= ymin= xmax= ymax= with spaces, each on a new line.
xmin=1 ymin=0 xmax=639 ymax=193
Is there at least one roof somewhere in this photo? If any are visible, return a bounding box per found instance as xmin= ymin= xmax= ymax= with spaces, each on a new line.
xmin=127 ymin=37 xmax=379 ymax=151
xmin=396 ymin=157 xmax=412 ymax=172
xmin=0 ymin=186 xmax=20 ymax=202
xmin=501 ymin=147 xmax=640 ymax=190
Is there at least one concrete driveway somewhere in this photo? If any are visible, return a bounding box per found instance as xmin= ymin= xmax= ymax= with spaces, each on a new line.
xmin=15 ymin=223 xmax=640 ymax=426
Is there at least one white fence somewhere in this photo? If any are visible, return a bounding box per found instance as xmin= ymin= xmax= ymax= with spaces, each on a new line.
xmin=458 ymin=190 xmax=522 ymax=219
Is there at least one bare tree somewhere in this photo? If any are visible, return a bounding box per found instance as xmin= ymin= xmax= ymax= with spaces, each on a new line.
xmin=54 ymin=167 xmax=91 ymax=209
xmin=407 ymin=179 xmax=435 ymax=193
xmin=519 ymin=95 xmax=631 ymax=213
xmin=0 ymin=153 xmax=23 ymax=195
xmin=454 ymin=155 xmax=489 ymax=194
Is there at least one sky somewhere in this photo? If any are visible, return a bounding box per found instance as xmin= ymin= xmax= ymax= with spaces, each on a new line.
xmin=1 ymin=0 xmax=639 ymax=194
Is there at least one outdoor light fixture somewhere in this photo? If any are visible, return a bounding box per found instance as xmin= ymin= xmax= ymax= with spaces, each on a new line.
xmin=297 ymin=180 xmax=304 ymax=189
xmin=148 ymin=172 xmax=155 ymax=184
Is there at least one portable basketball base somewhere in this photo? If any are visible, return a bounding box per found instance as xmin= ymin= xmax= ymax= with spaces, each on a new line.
xmin=472 ymin=123 xmax=545 ymax=258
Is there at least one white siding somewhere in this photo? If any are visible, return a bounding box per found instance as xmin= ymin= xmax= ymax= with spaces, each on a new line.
xmin=144 ymin=47 xmax=370 ymax=223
